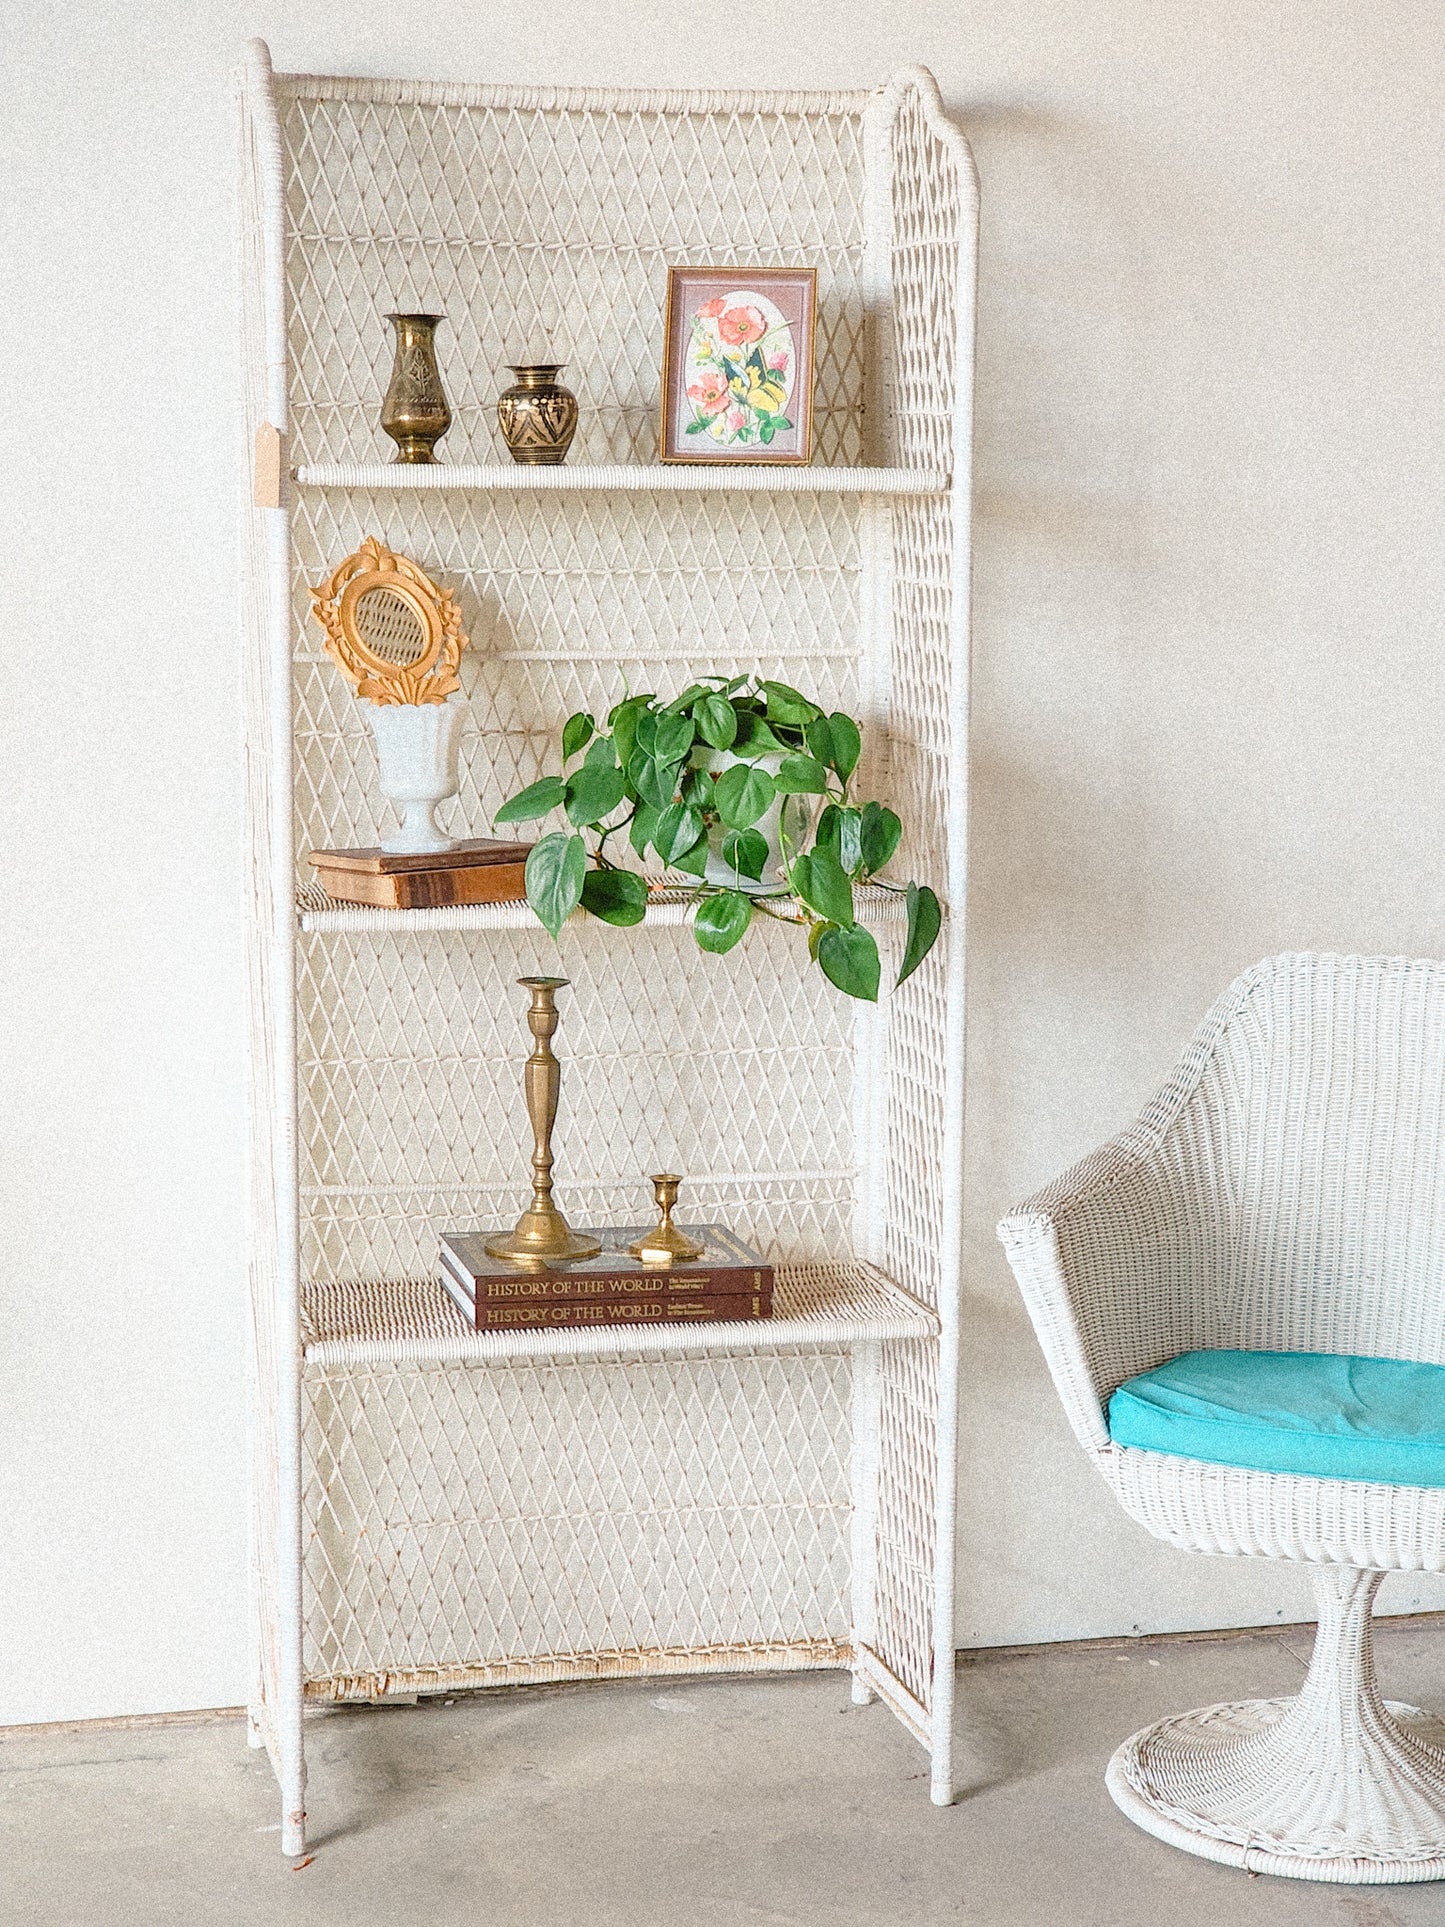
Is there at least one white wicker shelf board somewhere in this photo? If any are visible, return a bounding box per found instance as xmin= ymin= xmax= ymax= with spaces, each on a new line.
xmin=294 ymin=463 xmax=948 ymax=496
xmin=301 ymin=1261 xmax=938 ymax=1367
xmin=296 ymin=881 xmax=912 ymax=935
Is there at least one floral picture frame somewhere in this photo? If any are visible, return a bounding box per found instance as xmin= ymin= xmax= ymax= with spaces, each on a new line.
xmin=660 ymin=267 xmax=817 ymax=464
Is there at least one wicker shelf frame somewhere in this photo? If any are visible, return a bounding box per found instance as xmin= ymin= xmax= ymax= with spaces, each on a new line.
xmin=295 ymin=463 xmax=948 ymax=494
xmin=241 ymin=38 xmax=977 ymax=1855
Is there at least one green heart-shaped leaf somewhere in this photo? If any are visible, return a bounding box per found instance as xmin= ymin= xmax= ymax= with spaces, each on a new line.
xmin=722 ymin=827 xmax=769 ymax=881
xmin=494 ymin=775 xmax=566 ymax=825
xmin=774 ymin=753 xmax=829 ymax=795
xmin=790 ymin=849 xmax=854 ymax=927
xmin=694 ymin=890 xmax=753 ymax=955
xmin=609 ymin=696 xmax=651 ymax=768
xmin=564 ymin=761 xmax=626 ymax=826
xmin=663 ymin=683 xmax=708 ymax=715
xmin=653 ymin=713 xmax=695 ymax=764
xmin=818 ymin=922 xmax=880 ymax=1002
xmin=859 ymin=800 xmax=902 ymax=874
xmin=629 ymin=751 xmax=683 ymax=810
xmin=580 ymin=866 xmax=648 ymax=926
xmin=697 ymin=693 xmax=739 ymax=750
xmin=524 ymin=831 xmax=586 ymax=938
xmin=713 ymin=762 xmax=776 ymax=829
xmin=670 ymin=833 xmax=710 ymax=877
xmin=834 ymin=806 xmax=864 ymax=875
xmin=825 ymin=713 xmax=861 ymax=781
xmin=629 ymin=801 xmax=660 ymax=857
xmin=653 ymin=800 xmax=705 ymax=864
xmin=897 ymin=882 xmax=942 ymax=987
xmin=761 ymin=680 xmax=820 ymax=726
xmin=731 ymin=709 xmax=786 ymax=755
xmin=561 ymin=711 xmax=594 ymax=761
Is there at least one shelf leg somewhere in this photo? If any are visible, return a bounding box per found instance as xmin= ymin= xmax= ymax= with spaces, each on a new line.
xmin=850 ymin=1673 xmax=877 ymax=1706
xmin=282 ymin=1805 xmax=307 ymax=1857
xmin=246 ymin=1708 xmax=265 ymax=1750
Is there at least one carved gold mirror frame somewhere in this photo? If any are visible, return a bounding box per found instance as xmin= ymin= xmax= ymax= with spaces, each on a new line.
xmin=309 ymin=536 xmax=467 ymax=704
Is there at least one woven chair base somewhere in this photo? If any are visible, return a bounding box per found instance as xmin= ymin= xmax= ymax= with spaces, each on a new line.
xmin=1108 ymin=1697 xmax=1445 ymax=1882
xmin=1106 ymin=1568 xmax=1445 ymax=1882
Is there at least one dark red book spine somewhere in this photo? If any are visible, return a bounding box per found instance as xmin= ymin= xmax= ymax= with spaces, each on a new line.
xmin=471 ymin=1289 xmax=771 ymax=1333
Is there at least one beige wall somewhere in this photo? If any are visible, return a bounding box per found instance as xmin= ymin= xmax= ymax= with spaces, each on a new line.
xmin=5 ymin=1 xmax=1445 ymax=1722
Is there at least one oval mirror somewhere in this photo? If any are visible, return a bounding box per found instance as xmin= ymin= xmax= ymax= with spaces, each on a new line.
xmin=353 ymin=585 xmax=430 ymax=668
xmin=309 ymin=536 xmax=467 ymax=705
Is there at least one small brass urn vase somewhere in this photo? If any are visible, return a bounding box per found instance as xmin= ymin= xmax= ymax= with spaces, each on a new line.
xmin=381 ymin=313 xmax=451 ymax=464
xmin=497 ymin=364 xmax=579 ymax=466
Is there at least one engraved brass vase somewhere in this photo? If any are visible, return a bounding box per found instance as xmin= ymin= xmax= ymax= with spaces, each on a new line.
xmin=496 ymin=364 xmax=579 ymax=466
xmin=381 ymin=313 xmax=451 ymax=464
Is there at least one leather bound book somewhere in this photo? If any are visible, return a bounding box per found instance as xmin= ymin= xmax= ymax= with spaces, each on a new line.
xmin=309 ymin=838 xmax=533 ymax=910
xmin=439 ymin=1225 xmax=774 ymax=1332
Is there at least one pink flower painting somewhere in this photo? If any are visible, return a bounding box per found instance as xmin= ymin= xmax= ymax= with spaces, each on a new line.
xmin=717 ymin=304 xmax=766 ymax=348
xmin=686 ymin=370 xmax=731 ymax=418
xmin=680 ymin=287 xmax=796 ymax=449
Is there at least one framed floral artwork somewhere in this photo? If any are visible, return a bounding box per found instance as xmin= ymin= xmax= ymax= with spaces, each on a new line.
xmin=660 ymin=267 xmax=817 ymax=464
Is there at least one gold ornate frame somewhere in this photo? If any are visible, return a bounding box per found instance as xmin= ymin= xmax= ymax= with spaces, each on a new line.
xmin=309 ymin=536 xmax=467 ymax=704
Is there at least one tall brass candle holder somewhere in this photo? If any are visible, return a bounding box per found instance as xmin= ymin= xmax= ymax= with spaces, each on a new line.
xmin=485 ymin=977 xmax=601 ymax=1265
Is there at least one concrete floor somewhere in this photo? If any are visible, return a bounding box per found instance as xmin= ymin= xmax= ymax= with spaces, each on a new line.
xmin=5 ymin=1624 xmax=1445 ymax=1925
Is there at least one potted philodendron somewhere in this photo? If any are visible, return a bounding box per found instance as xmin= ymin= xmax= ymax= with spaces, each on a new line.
xmin=494 ymin=676 xmax=941 ymax=1002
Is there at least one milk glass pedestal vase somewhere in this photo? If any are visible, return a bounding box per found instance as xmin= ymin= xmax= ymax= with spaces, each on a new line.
xmin=368 ymin=697 xmax=465 ymax=853
xmin=695 ymin=749 xmax=818 ymax=893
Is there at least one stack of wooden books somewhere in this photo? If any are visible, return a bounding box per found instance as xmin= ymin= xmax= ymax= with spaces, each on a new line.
xmin=439 ymin=1226 xmax=774 ymax=1333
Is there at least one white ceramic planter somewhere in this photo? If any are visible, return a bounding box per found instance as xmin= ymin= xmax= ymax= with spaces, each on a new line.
xmin=367 ymin=696 xmax=466 ymax=853
xmin=692 ymin=747 xmax=818 ymax=894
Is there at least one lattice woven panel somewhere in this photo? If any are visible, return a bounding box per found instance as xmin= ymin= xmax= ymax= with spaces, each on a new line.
xmin=279 ymin=86 xmax=868 ymax=469
xmin=289 ymin=486 xmax=864 ymax=865
xmin=301 ymin=1344 xmax=853 ymax=1690
xmin=297 ymin=918 xmax=856 ymax=1282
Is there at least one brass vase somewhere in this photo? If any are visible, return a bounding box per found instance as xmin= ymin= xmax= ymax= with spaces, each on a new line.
xmin=497 ymin=364 xmax=579 ymax=466
xmin=381 ymin=313 xmax=451 ymax=464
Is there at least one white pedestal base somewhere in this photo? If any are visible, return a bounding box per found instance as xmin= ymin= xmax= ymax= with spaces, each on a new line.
xmin=1106 ymin=1568 xmax=1445 ymax=1883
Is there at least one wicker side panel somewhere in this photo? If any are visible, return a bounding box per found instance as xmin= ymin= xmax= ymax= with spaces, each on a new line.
xmin=865 ymin=82 xmax=971 ymax=1744
xmin=302 ymin=1348 xmax=852 ymax=1687
xmin=240 ymin=65 xmax=286 ymax=1764
xmin=869 ymin=1336 xmax=939 ymax=1706
xmin=278 ymin=90 xmax=867 ymax=469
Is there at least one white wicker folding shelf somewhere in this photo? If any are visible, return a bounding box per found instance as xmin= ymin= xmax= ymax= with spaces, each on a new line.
xmin=302 ymin=1264 xmax=937 ymax=1366
xmin=242 ymin=39 xmax=976 ymax=1857
xmin=296 ymin=880 xmax=914 ymax=935
xmin=295 ymin=464 xmax=948 ymax=494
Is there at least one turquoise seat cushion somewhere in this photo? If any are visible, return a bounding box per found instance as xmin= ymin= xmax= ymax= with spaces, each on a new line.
xmin=1107 ymin=1349 xmax=1445 ymax=1486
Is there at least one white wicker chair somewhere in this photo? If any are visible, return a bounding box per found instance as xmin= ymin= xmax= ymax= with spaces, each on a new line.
xmin=998 ymin=953 xmax=1445 ymax=1884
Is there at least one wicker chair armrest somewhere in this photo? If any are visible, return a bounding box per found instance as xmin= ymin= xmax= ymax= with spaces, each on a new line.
xmin=997 ymin=1131 xmax=1190 ymax=1454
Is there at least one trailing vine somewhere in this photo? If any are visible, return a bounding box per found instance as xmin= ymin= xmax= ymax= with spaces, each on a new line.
xmin=495 ymin=675 xmax=941 ymax=1002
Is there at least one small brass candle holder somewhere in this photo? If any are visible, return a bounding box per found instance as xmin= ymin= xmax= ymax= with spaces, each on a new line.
xmin=485 ymin=977 xmax=601 ymax=1266
xmin=628 ymin=1174 xmax=705 ymax=1265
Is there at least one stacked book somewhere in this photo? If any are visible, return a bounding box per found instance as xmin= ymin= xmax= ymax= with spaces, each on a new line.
xmin=309 ymin=838 xmax=532 ymax=909
xmin=439 ymin=1226 xmax=774 ymax=1333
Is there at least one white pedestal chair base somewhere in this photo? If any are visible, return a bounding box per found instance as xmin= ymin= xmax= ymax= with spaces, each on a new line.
xmin=1106 ymin=1568 xmax=1445 ymax=1883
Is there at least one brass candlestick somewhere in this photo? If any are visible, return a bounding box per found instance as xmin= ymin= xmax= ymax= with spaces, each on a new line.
xmin=485 ymin=977 xmax=601 ymax=1265
xmin=628 ymin=1174 xmax=705 ymax=1264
